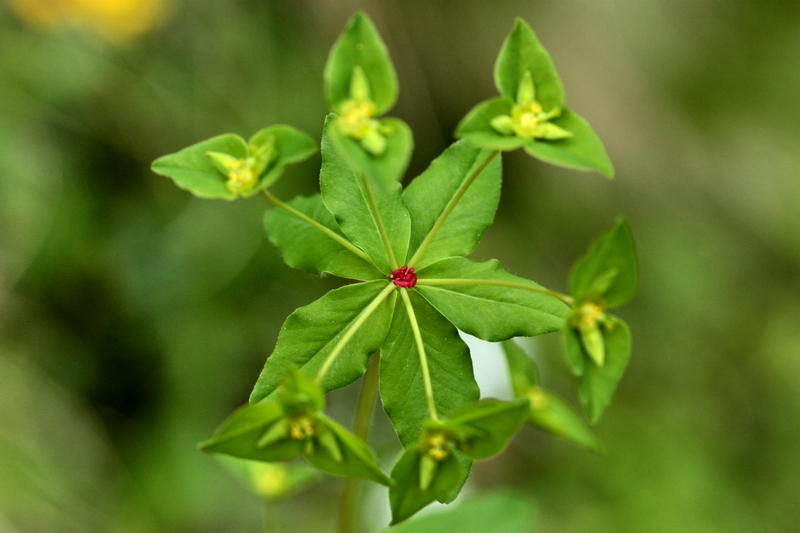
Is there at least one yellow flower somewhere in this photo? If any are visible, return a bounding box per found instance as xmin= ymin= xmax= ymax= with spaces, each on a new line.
xmin=335 ymin=66 xmax=390 ymax=156
xmin=490 ymin=71 xmax=573 ymax=141
xmin=9 ymin=0 xmax=166 ymax=42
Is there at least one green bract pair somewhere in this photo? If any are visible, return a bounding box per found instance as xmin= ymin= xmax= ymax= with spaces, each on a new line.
xmin=456 ymin=18 xmax=614 ymax=178
xmin=151 ymin=12 xmax=636 ymax=526
xmin=201 ymin=370 xmax=390 ymax=487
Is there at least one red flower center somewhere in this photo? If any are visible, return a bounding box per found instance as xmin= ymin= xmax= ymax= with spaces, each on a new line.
xmin=390 ymin=266 xmax=417 ymax=288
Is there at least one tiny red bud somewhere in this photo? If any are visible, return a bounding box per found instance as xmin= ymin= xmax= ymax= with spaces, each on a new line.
xmin=390 ymin=266 xmax=417 ymax=288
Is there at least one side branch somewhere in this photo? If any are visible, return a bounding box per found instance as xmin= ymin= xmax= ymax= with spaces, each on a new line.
xmin=416 ymin=277 xmax=574 ymax=306
xmin=262 ymin=189 xmax=372 ymax=263
xmin=315 ymin=283 xmax=397 ymax=384
xmin=407 ymin=150 xmax=499 ymax=266
xmin=399 ymin=289 xmax=439 ymax=420
xmin=337 ymin=352 xmax=381 ymax=533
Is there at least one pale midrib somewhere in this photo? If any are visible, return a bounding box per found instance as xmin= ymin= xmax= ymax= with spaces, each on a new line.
xmin=358 ymin=172 xmax=399 ymax=270
xmin=399 ymin=289 xmax=438 ymax=420
xmin=416 ymin=277 xmax=573 ymax=306
xmin=407 ymin=150 xmax=498 ymax=267
xmin=262 ymin=189 xmax=372 ymax=263
xmin=315 ymin=282 xmax=396 ymax=384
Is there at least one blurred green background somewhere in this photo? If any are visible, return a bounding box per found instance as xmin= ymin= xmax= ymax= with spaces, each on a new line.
xmin=1 ymin=0 xmax=799 ymax=531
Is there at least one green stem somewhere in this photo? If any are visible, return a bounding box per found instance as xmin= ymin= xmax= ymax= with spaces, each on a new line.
xmin=315 ymin=283 xmax=396 ymax=384
xmin=359 ymin=173 xmax=398 ymax=270
xmin=261 ymin=189 xmax=372 ymax=263
xmin=407 ymin=150 xmax=499 ymax=266
xmin=416 ymin=278 xmax=574 ymax=306
xmin=262 ymin=499 xmax=280 ymax=533
xmin=399 ymin=289 xmax=438 ymax=420
xmin=353 ymin=352 xmax=381 ymax=438
xmin=337 ymin=352 xmax=381 ymax=533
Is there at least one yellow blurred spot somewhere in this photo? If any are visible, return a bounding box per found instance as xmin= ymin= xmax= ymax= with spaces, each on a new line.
xmin=529 ymin=387 xmax=550 ymax=410
xmin=577 ymin=301 xmax=604 ymax=329
xmin=338 ymin=99 xmax=378 ymax=138
xmin=249 ymin=463 xmax=289 ymax=499
xmin=225 ymin=160 xmax=258 ymax=196
xmin=510 ymin=101 xmax=550 ymax=138
xmin=425 ymin=433 xmax=450 ymax=461
xmin=9 ymin=0 xmax=167 ymax=42
xmin=288 ymin=417 xmax=315 ymax=441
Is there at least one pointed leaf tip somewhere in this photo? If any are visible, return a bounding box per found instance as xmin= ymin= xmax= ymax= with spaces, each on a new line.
xmin=578 ymin=316 xmax=632 ymax=423
xmin=324 ymin=11 xmax=398 ymax=115
xmin=495 ymin=17 xmax=564 ymax=109
xmin=389 ymin=447 xmax=465 ymax=524
xmin=570 ymin=217 xmax=638 ymax=308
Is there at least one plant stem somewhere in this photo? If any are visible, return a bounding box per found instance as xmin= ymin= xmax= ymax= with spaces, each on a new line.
xmin=261 ymin=189 xmax=372 ymax=263
xmin=407 ymin=150 xmax=499 ymax=266
xmin=358 ymin=173 xmax=398 ymax=270
xmin=337 ymin=352 xmax=381 ymax=533
xmin=415 ymin=277 xmax=574 ymax=306
xmin=262 ymin=500 xmax=280 ymax=533
xmin=315 ymin=283 xmax=396 ymax=384
xmin=399 ymin=289 xmax=438 ymax=420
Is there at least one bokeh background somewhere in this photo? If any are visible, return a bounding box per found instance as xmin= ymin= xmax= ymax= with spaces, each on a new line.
xmin=1 ymin=0 xmax=799 ymax=531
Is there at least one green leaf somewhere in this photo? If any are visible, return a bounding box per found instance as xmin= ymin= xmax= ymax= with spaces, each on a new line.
xmin=151 ymin=127 xmax=317 ymax=199
xmin=199 ymin=402 xmax=305 ymax=462
xmin=563 ymin=322 xmax=587 ymax=376
xmin=324 ymin=11 xmax=398 ymax=115
xmin=521 ymin=108 xmax=614 ymax=178
xmin=494 ymin=18 xmax=565 ymax=109
xmin=328 ymin=116 xmax=413 ymax=184
xmin=404 ymin=141 xmax=502 ymax=268
xmin=502 ymin=340 xmax=603 ymax=450
xmin=416 ymin=257 xmax=569 ymax=342
xmin=501 ymin=340 xmax=539 ymax=399
xmin=385 ymin=491 xmax=536 ymax=533
xmin=455 ymin=98 xmax=527 ymax=152
xmin=577 ymin=316 xmax=632 ymax=422
xmin=264 ymin=194 xmax=382 ymax=280
xmin=457 ymin=103 xmax=613 ymax=177
xmin=457 ymin=19 xmax=613 ymax=177
xmin=380 ymin=291 xmax=479 ymax=447
xmin=151 ymin=134 xmax=248 ymax=200
xmin=305 ymin=416 xmax=391 ymax=486
xmin=442 ymin=399 xmax=529 ymax=460
xmin=528 ymin=387 xmax=603 ymax=452
xmin=276 ymin=369 xmax=326 ymax=414
xmin=577 ymin=319 xmax=606 ymax=367
xmin=570 ymin=218 xmax=637 ymax=307
xmin=436 ymin=452 xmax=471 ymax=504
xmin=320 ymin=116 xmax=411 ymax=274
xmin=389 ymin=448 xmax=465 ymax=525
xmin=248 ymin=125 xmax=318 ymax=189
xmin=249 ymin=281 xmax=395 ymax=403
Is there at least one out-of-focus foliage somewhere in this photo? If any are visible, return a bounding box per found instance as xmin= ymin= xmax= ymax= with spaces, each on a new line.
xmin=8 ymin=0 xmax=166 ymax=42
xmin=384 ymin=490 xmax=535 ymax=533
xmin=0 ymin=0 xmax=799 ymax=532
